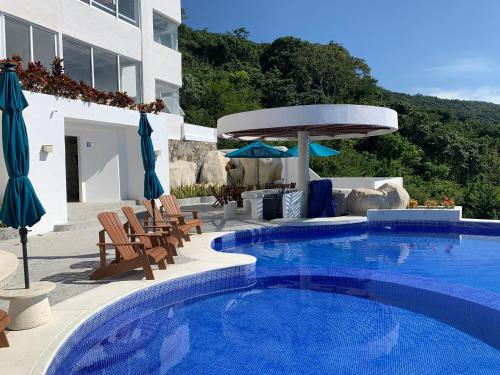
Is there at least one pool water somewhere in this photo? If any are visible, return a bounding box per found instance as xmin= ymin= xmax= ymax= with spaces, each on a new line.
xmin=218 ymin=231 xmax=500 ymax=293
xmin=56 ymin=278 xmax=500 ymax=375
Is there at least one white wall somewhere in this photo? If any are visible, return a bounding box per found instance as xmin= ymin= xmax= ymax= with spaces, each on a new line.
xmin=168 ymin=122 xmax=218 ymax=143
xmin=327 ymin=177 xmax=403 ymax=189
xmin=0 ymin=91 xmax=187 ymax=234
xmin=0 ymin=93 xmax=67 ymax=234
xmin=65 ymin=122 xmax=121 ymax=202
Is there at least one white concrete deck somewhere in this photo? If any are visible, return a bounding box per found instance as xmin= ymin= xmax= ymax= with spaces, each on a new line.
xmin=271 ymin=216 xmax=366 ymax=225
xmin=0 ymin=251 xmax=18 ymax=290
xmin=0 ymin=232 xmax=255 ymax=375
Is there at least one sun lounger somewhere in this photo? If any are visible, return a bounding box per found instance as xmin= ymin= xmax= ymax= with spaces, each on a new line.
xmin=90 ymin=212 xmax=169 ymax=280
xmin=143 ymin=199 xmax=189 ymax=247
xmin=159 ymin=195 xmax=203 ymax=235
xmin=121 ymin=206 xmax=177 ymax=263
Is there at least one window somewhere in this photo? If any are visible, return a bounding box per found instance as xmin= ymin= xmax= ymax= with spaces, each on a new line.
xmin=62 ymin=37 xmax=141 ymax=100
xmin=153 ymin=12 xmax=178 ymax=50
xmin=156 ymin=80 xmax=182 ymax=115
xmin=80 ymin=0 xmax=139 ymax=26
xmin=33 ymin=27 xmax=57 ymax=69
xmin=4 ymin=17 xmax=57 ymax=68
xmin=63 ymin=38 xmax=92 ymax=86
xmin=4 ymin=17 xmax=31 ymax=67
xmin=118 ymin=0 xmax=139 ymax=25
xmin=93 ymin=49 xmax=118 ymax=92
xmin=120 ymin=57 xmax=141 ymax=101
xmin=92 ymin=0 xmax=116 ymax=16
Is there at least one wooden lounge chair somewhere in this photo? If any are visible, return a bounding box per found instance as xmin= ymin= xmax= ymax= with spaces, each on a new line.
xmin=143 ymin=199 xmax=189 ymax=247
xmin=0 ymin=310 xmax=10 ymax=348
xmin=90 ymin=212 xmax=169 ymax=281
xmin=121 ymin=206 xmax=177 ymax=263
xmin=159 ymin=195 xmax=203 ymax=235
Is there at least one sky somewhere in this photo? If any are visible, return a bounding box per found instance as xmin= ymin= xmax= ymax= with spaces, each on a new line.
xmin=181 ymin=0 xmax=500 ymax=104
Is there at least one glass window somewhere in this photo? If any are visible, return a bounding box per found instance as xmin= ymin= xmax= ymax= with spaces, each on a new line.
xmin=93 ymin=49 xmax=118 ymax=92
xmin=153 ymin=13 xmax=178 ymax=50
xmin=156 ymin=80 xmax=181 ymax=115
xmin=92 ymin=0 xmax=116 ymax=16
xmin=33 ymin=27 xmax=57 ymax=69
xmin=118 ymin=0 xmax=139 ymax=25
xmin=63 ymin=38 xmax=92 ymax=86
xmin=4 ymin=17 xmax=31 ymax=66
xmin=120 ymin=57 xmax=141 ymax=101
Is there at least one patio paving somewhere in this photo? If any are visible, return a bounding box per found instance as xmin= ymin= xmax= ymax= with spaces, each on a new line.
xmin=0 ymin=204 xmax=272 ymax=309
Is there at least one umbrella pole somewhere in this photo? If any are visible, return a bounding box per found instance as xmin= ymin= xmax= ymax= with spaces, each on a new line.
xmin=152 ymin=199 xmax=156 ymax=227
xmin=19 ymin=227 xmax=30 ymax=289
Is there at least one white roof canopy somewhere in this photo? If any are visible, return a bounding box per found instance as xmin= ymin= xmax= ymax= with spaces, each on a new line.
xmin=217 ymin=104 xmax=398 ymax=140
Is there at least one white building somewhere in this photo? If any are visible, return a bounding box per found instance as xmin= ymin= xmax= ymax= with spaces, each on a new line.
xmin=0 ymin=0 xmax=216 ymax=233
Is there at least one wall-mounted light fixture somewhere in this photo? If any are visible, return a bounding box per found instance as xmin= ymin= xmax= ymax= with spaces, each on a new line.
xmin=154 ymin=149 xmax=162 ymax=157
xmin=41 ymin=145 xmax=54 ymax=153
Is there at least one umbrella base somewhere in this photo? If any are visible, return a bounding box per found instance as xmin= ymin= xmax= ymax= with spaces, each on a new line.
xmin=0 ymin=281 xmax=55 ymax=330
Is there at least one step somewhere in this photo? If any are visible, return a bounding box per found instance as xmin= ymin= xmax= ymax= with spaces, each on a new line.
xmin=54 ymin=202 xmax=145 ymax=232
xmin=67 ymin=201 xmax=139 ymax=222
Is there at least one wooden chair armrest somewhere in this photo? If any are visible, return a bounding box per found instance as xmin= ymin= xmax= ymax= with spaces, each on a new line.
xmin=97 ymin=242 xmax=145 ymax=248
xmin=181 ymin=210 xmax=199 ymax=219
xmin=127 ymin=233 xmax=163 ymax=238
xmin=143 ymin=224 xmax=172 ymax=229
xmin=164 ymin=213 xmax=185 ymax=218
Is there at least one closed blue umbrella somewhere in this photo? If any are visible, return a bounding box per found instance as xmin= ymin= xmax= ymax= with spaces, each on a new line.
xmin=225 ymin=141 xmax=292 ymax=185
xmin=0 ymin=62 xmax=45 ymax=289
xmin=287 ymin=142 xmax=339 ymax=157
xmin=138 ymin=112 xmax=164 ymax=225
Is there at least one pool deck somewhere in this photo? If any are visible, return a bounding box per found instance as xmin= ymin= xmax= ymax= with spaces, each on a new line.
xmin=0 ymin=231 xmax=256 ymax=375
xmin=0 ymin=204 xmax=365 ymax=375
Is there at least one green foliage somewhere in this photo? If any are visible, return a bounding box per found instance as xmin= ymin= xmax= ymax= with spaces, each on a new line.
xmin=170 ymin=184 xmax=218 ymax=199
xmin=179 ymin=23 xmax=500 ymax=219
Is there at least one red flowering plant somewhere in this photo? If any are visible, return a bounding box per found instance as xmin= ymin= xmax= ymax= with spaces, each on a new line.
xmin=441 ymin=197 xmax=455 ymax=208
xmin=0 ymin=56 xmax=165 ymax=114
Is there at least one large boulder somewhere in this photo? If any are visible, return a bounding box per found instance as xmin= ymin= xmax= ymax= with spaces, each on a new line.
xmin=332 ymin=189 xmax=352 ymax=216
xmin=236 ymin=158 xmax=283 ymax=186
xmin=378 ymin=183 xmax=410 ymax=209
xmin=199 ymin=151 xmax=229 ymax=184
xmin=169 ymin=160 xmax=197 ymax=188
xmin=347 ymin=183 xmax=410 ymax=216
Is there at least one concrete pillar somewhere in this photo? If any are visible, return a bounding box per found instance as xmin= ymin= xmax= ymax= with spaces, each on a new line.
xmin=297 ymin=130 xmax=310 ymax=217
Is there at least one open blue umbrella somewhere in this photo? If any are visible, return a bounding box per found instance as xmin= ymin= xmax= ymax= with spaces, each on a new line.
xmin=225 ymin=141 xmax=293 ymax=185
xmin=138 ymin=112 xmax=164 ymax=225
xmin=287 ymin=142 xmax=339 ymax=157
xmin=0 ymin=62 xmax=45 ymax=289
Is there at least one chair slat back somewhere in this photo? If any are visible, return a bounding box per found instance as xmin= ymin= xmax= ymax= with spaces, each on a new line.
xmin=159 ymin=195 xmax=181 ymax=215
xmin=122 ymin=207 xmax=153 ymax=249
xmin=97 ymin=212 xmax=138 ymax=260
xmin=143 ymin=200 xmax=166 ymax=226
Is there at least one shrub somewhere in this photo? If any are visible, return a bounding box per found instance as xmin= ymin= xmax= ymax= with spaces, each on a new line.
xmin=408 ymin=199 xmax=419 ymax=208
xmin=170 ymin=184 xmax=219 ymax=199
xmin=1 ymin=55 xmax=165 ymax=114
xmin=441 ymin=197 xmax=455 ymax=208
xmin=424 ymin=199 xmax=438 ymax=208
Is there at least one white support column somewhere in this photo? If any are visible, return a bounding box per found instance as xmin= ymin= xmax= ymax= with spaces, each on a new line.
xmin=297 ymin=130 xmax=310 ymax=217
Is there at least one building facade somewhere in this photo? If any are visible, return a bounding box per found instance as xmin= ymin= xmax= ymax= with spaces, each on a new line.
xmin=0 ymin=0 xmax=216 ymax=233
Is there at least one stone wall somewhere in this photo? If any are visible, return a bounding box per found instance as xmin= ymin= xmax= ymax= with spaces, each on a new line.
xmin=169 ymin=139 xmax=217 ymax=178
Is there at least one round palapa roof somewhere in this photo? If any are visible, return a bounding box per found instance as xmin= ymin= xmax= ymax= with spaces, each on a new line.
xmin=217 ymin=104 xmax=398 ymax=140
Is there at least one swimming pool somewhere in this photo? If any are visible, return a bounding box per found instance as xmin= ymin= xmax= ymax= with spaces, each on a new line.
xmin=47 ymin=221 xmax=500 ymax=374
xmin=213 ymin=221 xmax=500 ymax=293
xmin=47 ymin=271 xmax=500 ymax=374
